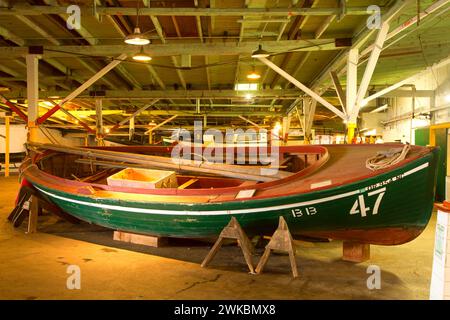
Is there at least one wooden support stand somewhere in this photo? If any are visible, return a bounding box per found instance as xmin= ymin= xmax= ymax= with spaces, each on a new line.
xmin=9 ymin=185 xmax=80 ymax=232
xmin=255 ymin=216 xmax=299 ymax=278
xmin=26 ymin=195 xmax=39 ymax=234
xmin=113 ymin=231 xmax=168 ymax=247
xmin=201 ymin=217 xmax=255 ymax=273
xmin=342 ymin=241 xmax=370 ymax=263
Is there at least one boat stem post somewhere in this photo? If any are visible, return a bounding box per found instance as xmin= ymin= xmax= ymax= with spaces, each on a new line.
xmin=26 ymin=53 xmax=40 ymax=143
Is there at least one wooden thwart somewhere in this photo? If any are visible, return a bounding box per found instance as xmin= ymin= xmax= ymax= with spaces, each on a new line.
xmin=201 ymin=217 xmax=255 ymax=273
xmin=113 ymin=231 xmax=168 ymax=247
xmin=255 ymin=216 xmax=299 ymax=278
xmin=178 ymin=178 xmax=199 ymax=189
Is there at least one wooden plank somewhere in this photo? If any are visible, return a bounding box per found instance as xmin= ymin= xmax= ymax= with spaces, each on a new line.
xmin=113 ymin=231 xmax=167 ymax=247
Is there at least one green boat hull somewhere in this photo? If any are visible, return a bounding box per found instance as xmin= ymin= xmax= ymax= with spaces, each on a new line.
xmin=30 ymin=148 xmax=439 ymax=245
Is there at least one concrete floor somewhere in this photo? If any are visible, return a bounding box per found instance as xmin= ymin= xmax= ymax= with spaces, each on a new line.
xmin=0 ymin=175 xmax=436 ymax=300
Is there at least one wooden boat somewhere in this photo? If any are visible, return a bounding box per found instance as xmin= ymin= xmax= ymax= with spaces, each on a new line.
xmin=18 ymin=143 xmax=439 ymax=245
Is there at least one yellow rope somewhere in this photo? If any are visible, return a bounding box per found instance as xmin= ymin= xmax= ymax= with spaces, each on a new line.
xmin=366 ymin=144 xmax=411 ymax=171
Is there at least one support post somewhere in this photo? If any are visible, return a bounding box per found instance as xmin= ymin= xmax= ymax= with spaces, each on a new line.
xmin=346 ymin=122 xmax=357 ymax=144
xmin=282 ymin=115 xmax=291 ymax=143
xmin=26 ymin=54 xmax=40 ymax=142
xmin=346 ymin=48 xmax=358 ymax=143
xmin=4 ymin=115 xmax=9 ymax=177
xmin=26 ymin=195 xmax=39 ymax=234
xmin=129 ymin=116 xmax=134 ymax=141
xmin=95 ymin=98 xmax=103 ymax=145
xmin=305 ymin=98 xmax=316 ymax=143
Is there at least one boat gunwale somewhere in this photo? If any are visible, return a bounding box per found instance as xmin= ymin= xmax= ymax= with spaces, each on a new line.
xmin=22 ymin=144 xmax=435 ymax=203
xmin=24 ymin=144 xmax=330 ymax=195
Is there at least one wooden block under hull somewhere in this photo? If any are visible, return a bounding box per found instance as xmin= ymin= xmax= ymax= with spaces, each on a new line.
xmin=342 ymin=241 xmax=370 ymax=263
xmin=113 ymin=231 xmax=168 ymax=247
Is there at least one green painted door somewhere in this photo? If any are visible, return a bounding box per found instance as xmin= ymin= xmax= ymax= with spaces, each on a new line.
xmin=435 ymin=129 xmax=447 ymax=201
xmin=415 ymin=127 xmax=445 ymax=201
xmin=414 ymin=127 xmax=430 ymax=147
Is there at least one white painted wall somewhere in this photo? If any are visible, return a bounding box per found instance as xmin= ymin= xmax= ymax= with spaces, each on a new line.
xmin=0 ymin=125 xmax=27 ymax=153
xmin=360 ymin=112 xmax=387 ymax=135
xmin=382 ymin=57 xmax=450 ymax=144
xmin=0 ymin=124 xmax=85 ymax=153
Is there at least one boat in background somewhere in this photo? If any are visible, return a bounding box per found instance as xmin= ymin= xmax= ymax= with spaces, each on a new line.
xmin=17 ymin=143 xmax=439 ymax=245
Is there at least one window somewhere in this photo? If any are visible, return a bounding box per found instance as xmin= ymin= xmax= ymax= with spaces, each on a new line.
xmin=234 ymin=83 xmax=259 ymax=91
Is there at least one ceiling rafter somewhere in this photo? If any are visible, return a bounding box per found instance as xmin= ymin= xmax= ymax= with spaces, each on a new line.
xmin=150 ymin=15 xmax=187 ymax=89
xmin=270 ymin=0 xmax=314 ymax=88
xmin=0 ymin=5 xmax=384 ymax=17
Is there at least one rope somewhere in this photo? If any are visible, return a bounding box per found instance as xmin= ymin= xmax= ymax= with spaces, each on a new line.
xmin=18 ymin=163 xmax=38 ymax=183
xmin=365 ymin=144 xmax=411 ymax=171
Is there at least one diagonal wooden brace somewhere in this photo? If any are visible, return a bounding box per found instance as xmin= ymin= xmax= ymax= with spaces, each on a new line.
xmin=0 ymin=94 xmax=28 ymax=121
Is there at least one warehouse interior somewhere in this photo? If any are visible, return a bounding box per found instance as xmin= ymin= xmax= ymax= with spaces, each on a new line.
xmin=1 ymin=0 xmax=450 ymax=301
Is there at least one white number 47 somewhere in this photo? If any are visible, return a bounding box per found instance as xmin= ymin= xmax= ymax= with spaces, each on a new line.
xmin=350 ymin=188 xmax=386 ymax=217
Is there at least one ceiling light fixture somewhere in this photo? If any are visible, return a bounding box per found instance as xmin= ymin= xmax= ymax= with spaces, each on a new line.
xmin=132 ymin=47 xmax=152 ymax=62
xmin=251 ymin=45 xmax=270 ymax=58
xmin=125 ymin=27 xmax=150 ymax=45
xmin=124 ymin=2 xmax=150 ymax=45
xmin=247 ymin=66 xmax=261 ymax=80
